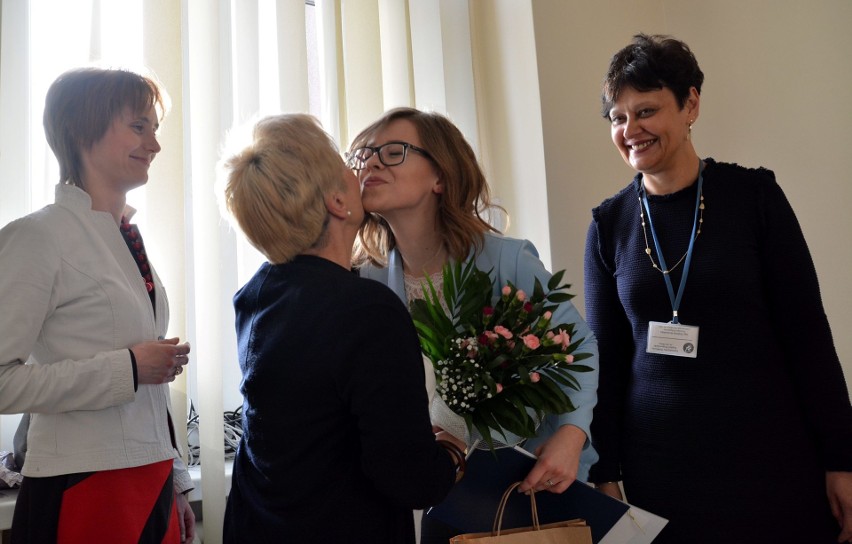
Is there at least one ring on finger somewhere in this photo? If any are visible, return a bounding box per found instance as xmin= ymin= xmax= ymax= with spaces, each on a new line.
xmin=545 ymin=479 xmax=555 ymax=487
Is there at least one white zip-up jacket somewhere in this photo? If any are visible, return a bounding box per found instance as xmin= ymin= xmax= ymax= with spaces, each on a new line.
xmin=0 ymin=184 xmax=191 ymax=492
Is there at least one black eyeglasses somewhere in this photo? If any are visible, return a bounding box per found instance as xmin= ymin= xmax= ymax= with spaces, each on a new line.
xmin=345 ymin=142 xmax=434 ymax=171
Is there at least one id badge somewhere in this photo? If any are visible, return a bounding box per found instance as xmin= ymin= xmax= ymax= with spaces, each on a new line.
xmin=647 ymin=321 xmax=699 ymax=358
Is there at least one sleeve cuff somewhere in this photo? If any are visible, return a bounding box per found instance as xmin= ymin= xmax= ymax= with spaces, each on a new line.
xmin=172 ymin=463 xmax=195 ymax=495
xmin=128 ymin=349 xmax=138 ymax=391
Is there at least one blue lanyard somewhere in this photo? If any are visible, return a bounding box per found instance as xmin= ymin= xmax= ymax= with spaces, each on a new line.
xmin=640 ymin=161 xmax=704 ymax=324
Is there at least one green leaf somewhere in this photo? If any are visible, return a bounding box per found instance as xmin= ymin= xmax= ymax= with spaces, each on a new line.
xmin=547 ymin=270 xmax=566 ymax=291
xmin=546 ymin=292 xmax=575 ymax=303
xmin=532 ymin=277 xmax=544 ymax=301
xmin=477 ymin=409 xmax=511 ymax=445
xmin=489 ymin=398 xmax=527 ymax=429
xmin=545 ymin=369 xmax=581 ymax=391
xmin=491 ymin=406 xmax=535 ymax=438
xmin=538 ymin=377 xmax=570 ymax=406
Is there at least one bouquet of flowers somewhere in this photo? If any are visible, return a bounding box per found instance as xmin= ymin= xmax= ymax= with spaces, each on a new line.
xmin=410 ymin=260 xmax=592 ymax=450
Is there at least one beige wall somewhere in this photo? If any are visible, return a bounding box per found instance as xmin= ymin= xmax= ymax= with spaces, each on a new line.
xmin=530 ymin=0 xmax=852 ymax=387
xmin=470 ymin=0 xmax=553 ymax=267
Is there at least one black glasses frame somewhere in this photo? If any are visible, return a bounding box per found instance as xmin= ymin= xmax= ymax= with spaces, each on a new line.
xmin=345 ymin=141 xmax=434 ymax=171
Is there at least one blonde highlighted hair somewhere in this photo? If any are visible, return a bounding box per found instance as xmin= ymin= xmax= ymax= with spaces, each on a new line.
xmin=220 ymin=114 xmax=345 ymax=264
xmin=349 ymin=107 xmax=502 ymax=268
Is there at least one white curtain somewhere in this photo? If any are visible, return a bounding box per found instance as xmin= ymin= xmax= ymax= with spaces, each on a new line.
xmin=0 ymin=0 xmax=495 ymax=541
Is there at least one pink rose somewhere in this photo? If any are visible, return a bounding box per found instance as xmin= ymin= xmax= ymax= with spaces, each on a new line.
xmin=483 ymin=330 xmax=499 ymax=342
xmin=494 ymin=326 xmax=513 ymax=339
xmin=502 ymin=285 xmax=512 ymax=297
xmin=566 ymin=354 xmax=575 ymax=363
xmin=495 ymin=383 xmax=504 ymax=393
xmin=516 ymin=290 xmax=526 ymax=302
xmin=543 ymin=311 xmax=552 ymax=320
xmin=554 ymin=328 xmax=571 ymax=351
xmin=530 ymin=372 xmax=541 ymax=383
xmin=522 ymin=334 xmax=540 ymax=350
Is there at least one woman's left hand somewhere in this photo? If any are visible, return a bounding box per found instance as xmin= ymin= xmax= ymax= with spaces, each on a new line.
xmin=827 ymin=471 xmax=852 ymax=542
xmin=176 ymin=491 xmax=196 ymax=543
xmin=518 ymin=424 xmax=586 ymax=494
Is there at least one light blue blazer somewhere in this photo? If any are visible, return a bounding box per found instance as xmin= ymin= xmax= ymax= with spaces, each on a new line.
xmin=359 ymin=232 xmax=599 ymax=480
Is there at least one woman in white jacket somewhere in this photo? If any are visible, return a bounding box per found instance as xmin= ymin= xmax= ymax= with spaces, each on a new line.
xmin=0 ymin=67 xmax=194 ymax=543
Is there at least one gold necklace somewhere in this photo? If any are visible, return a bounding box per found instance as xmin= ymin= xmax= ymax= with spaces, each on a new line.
xmin=638 ymin=192 xmax=704 ymax=275
xmin=400 ymin=243 xmax=445 ymax=275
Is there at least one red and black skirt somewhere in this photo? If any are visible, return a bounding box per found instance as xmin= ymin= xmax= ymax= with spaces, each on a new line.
xmin=11 ymin=459 xmax=180 ymax=543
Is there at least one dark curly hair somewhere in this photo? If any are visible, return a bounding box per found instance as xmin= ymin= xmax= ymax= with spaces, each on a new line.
xmin=601 ymin=33 xmax=704 ymax=119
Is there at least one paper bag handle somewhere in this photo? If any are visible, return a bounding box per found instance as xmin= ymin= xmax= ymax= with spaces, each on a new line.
xmin=491 ymin=481 xmax=540 ymax=536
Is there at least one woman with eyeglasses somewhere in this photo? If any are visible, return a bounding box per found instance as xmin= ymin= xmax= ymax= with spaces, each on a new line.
xmin=349 ymin=107 xmax=600 ymax=544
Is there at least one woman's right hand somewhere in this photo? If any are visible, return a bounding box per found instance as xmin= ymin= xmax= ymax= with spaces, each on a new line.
xmin=130 ymin=337 xmax=191 ymax=384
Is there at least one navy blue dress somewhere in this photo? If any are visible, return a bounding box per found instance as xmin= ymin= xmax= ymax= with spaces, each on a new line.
xmin=585 ymin=159 xmax=852 ymax=543
xmin=224 ymin=255 xmax=456 ymax=543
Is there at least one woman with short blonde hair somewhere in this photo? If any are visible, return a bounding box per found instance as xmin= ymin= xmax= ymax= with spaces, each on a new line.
xmin=222 ymin=114 xmax=344 ymax=264
xmin=220 ymin=114 xmax=464 ymax=544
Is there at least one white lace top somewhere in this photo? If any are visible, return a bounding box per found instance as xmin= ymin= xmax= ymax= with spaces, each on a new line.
xmin=403 ymin=270 xmax=449 ymax=315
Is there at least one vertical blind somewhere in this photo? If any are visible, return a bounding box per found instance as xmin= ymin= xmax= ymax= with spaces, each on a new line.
xmin=0 ymin=1 xmax=496 ymax=542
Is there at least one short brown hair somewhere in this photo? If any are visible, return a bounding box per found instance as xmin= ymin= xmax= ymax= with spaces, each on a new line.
xmin=220 ymin=114 xmax=345 ymax=264
xmin=43 ymin=67 xmax=169 ymax=188
xmin=349 ymin=107 xmax=501 ymax=267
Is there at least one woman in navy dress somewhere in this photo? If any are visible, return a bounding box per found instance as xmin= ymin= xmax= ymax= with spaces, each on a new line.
xmin=585 ymin=34 xmax=852 ymax=543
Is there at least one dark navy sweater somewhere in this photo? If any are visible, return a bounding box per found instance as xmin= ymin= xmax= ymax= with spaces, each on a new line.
xmin=585 ymin=159 xmax=852 ymax=543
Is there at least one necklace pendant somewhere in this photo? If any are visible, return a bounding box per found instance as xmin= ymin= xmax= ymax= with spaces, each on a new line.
xmin=638 ymin=183 xmax=705 ymax=275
